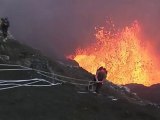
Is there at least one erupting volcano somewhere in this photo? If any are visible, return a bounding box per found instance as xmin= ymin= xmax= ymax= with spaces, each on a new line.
xmin=68 ymin=20 xmax=160 ymax=86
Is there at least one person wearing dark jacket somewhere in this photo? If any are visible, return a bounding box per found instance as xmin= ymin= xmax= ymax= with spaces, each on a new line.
xmin=94 ymin=66 xmax=108 ymax=93
xmin=0 ymin=18 xmax=10 ymax=38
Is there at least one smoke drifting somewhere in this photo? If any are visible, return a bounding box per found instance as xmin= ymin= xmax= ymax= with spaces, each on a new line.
xmin=0 ymin=0 xmax=160 ymax=58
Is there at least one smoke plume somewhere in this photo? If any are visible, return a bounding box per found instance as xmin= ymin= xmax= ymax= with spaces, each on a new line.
xmin=0 ymin=0 xmax=160 ymax=58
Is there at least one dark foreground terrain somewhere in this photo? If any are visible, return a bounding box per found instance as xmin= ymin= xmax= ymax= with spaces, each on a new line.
xmin=0 ymin=84 xmax=160 ymax=120
xmin=126 ymin=84 xmax=160 ymax=104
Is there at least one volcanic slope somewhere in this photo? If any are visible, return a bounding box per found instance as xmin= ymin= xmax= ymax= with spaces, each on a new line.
xmin=126 ymin=83 xmax=160 ymax=104
xmin=0 ymin=33 xmax=160 ymax=120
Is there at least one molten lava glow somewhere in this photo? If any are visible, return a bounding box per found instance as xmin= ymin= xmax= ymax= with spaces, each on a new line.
xmin=68 ymin=21 xmax=160 ymax=86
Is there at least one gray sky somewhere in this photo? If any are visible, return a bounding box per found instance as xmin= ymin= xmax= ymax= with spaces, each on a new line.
xmin=0 ymin=0 xmax=160 ymax=58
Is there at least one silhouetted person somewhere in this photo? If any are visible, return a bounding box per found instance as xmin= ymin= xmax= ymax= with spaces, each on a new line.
xmin=94 ymin=66 xmax=108 ymax=94
xmin=0 ymin=18 xmax=10 ymax=39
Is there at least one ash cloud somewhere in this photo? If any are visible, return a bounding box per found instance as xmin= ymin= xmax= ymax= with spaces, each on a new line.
xmin=0 ymin=0 xmax=160 ymax=58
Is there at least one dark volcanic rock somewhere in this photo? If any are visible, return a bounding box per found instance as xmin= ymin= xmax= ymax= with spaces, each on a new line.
xmin=0 ymin=84 xmax=159 ymax=120
xmin=126 ymin=83 xmax=160 ymax=104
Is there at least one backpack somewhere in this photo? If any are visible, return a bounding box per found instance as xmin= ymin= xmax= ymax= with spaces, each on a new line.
xmin=97 ymin=68 xmax=107 ymax=81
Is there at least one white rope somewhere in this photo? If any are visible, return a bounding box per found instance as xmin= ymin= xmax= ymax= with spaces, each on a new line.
xmin=0 ymin=69 xmax=32 ymax=71
xmin=39 ymin=70 xmax=89 ymax=81
xmin=37 ymin=71 xmax=67 ymax=83
xmin=38 ymin=71 xmax=88 ymax=86
xmin=0 ymin=63 xmax=91 ymax=86
xmin=32 ymin=67 xmax=91 ymax=82
xmin=54 ymin=78 xmax=87 ymax=86
xmin=0 ymin=64 xmax=24 ymax=67
xmin=0 ymin=80 xmax=40 ymax=86
xmin=2 ymin=64 xmax=90 ymax=82
xmin=0 ymin=78 xmax=61 ymax=91
xmin=0 ymin=85 xmax=22 ymax=91
xmin=24 ymin=83 xmax=61 ymax=87
xmin=51 ymin=73 xmax=89 ymax=82
xmin=0 ymin=64 xmax=32 ymax=70
xmin=0 ymin=83 xmax=60 ymax=91
xmin=0 ymin=78 xmax=40 ymax=83
xmin=0 ymin=63 xmax=90 ymax=81
xmin=37 ymin=71 xmax=88 ymax=86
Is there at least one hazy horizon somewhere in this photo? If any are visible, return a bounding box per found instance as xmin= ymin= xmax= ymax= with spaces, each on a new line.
xmin=0 ymin=0 xmax=160 ymax=58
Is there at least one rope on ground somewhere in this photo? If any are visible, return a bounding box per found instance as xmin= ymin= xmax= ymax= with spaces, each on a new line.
xmin=2 ymin=63 xmax=90 ymax=82
xmin=0 ymin=63 xmax=91 ymax=86
xmin=0 ymin=78 xmax=61 ymax=91
xmin=0 ymin=78 xmax=39 ymax=83
xmin=0 ymin=64 xmax=32 ymax=70
xmin=37 ymin=71 xmax=89 ymax=86
xmin=54 ymin=77 xmax=88 ymax=86
xmin=30 ymin=67 xmax=89 ymax=82
xmin=32 ymin=68 xmax=91 ymax=82
xmin=37 ymin=71 xmax=67 ymax=83
xmin=0 ymin=69 xmax=32 ymax=71
xmin=0 ymin=80 xmax=40 ymax=86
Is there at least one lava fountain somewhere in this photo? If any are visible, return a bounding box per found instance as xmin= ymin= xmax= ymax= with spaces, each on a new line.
xmin=67 ymin=21 xmax=160 ymax=86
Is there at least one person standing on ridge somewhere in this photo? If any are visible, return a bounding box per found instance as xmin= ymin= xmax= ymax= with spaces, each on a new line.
xmin=0 ymin=17 xmax=10 ymax=39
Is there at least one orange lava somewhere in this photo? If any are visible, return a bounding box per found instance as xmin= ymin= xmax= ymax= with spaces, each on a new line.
xmin=68 ymin=21 xmax=160 ymax=86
